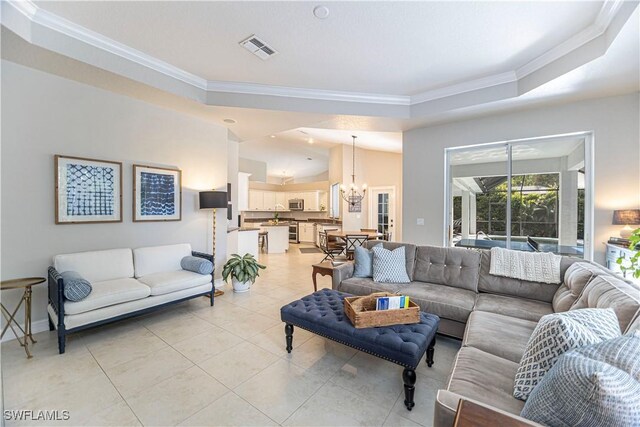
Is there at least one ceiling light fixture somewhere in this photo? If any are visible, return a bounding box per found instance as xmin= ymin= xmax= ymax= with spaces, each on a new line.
xmin=270 ymin=135 xmax=276 ymax=138
xmin=340 ymin=135 xmax=366 ymax=211
xmin=313 ymin=5 xmax=330 ymax=19
xmin=223 ymin=118 xmax=236 ymax=124
xmin=308 ymin=138 xmax=314 ymax=144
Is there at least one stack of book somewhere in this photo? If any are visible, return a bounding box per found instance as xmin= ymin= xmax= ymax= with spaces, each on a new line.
xmin=376 ymin=295 xmax=410 ymax=310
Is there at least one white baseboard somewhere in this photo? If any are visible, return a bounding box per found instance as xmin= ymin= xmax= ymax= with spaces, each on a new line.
xmin=1 ymin=319 xmax=50 ymax=343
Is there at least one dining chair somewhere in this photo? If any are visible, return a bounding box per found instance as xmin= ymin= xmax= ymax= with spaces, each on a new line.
xmin=383 ymin=231 xmax=393 ymax=242
xmin=319 ymin=231 xmax=344 ymax=262
xmin=345 ymin=234 xmax=368 ymax=260
xmin=360 ymin=228 xmax=377 ymax=232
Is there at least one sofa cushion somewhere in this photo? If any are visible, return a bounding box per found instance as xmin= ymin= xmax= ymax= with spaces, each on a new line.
xmin=54 ymin=248 xmax=134 ymax=283
xmin=353 ymin=244 xmax=383 ymax=278
xmin=521 ymin=331 xmax=640 ymax=427
xmin=413 ymin=246 xmax=480 ymax=292
xmin=463 ymin=311 xmax=537 ymax=363
xmin=180 ymin=256 xmax=213 ymax=275
xmin=64 ymin=278 xmax=150 ymax=315
xmin=478 ymin=250 xmax=576 ymax=303
xmin=552 ymin=262 xmax=607 ymax=312
xmin=338 ymin=277 xmax=402 ymax=296
xmin=513 ymin=308 xmax=621 ymax=400
xmin=138 ymin=270 xmax=212 ymax=296
xmin=571 ymin=274 xmax=640 ymax=332
xmin=474 ymin=294 xmax=553 ymax=322
xmin=401 ymin=282 xmax=476 ymax=323
xmin=364 ymin=241 xmax=416 ymax=280
xmin=133 ymin=244 xmax=192 ymax=278
xmin=60 ymin=271 xmax=92 ymax=302
xmin=448 ymin=347 xmax=525 ymax=415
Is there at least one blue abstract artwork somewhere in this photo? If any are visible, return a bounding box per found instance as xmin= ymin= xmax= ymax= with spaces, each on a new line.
xmin=66 ymin=164 xmax=115 ymax=216
xmin=140 ymin=172 xmax=175 ymax=216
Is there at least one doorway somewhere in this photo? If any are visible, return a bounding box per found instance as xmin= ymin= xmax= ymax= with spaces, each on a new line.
xmin=369 ymin=186 xmax=396 ymax=241
xmin=444 ymin=132 xmax=594 ymax=260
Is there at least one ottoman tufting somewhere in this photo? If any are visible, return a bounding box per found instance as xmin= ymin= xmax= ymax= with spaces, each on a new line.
xmin=280 ymin=288 xmax=439 ymax=410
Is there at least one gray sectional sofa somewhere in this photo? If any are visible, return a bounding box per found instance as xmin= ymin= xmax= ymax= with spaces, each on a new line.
xmin=331 ymin=241 xmax=640 ymax=426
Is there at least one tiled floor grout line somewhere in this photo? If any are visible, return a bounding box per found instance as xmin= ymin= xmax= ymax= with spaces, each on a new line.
xmin=85 ymin=344 xmax=145 ymax=427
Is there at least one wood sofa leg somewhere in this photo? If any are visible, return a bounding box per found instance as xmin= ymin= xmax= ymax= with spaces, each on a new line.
xmin=403 ymin=368 xmax=416 ymax=411
xmin=426 ymin=336 xmax=436 ymax=367
xmin=48 ymin=315 xmax=55 ymax=331
xmin=58 ymin=333 xmax=66 ymax=354
xmin=285 ymin=323 xmax=294 ymax=353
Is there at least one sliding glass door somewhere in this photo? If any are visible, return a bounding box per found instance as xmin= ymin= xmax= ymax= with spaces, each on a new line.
xmin=445 ymin=133 xmax=593 ymax=260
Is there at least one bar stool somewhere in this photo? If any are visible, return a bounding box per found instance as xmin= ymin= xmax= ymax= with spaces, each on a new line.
xmin=259 ymin=231 xmax=269 ymax=253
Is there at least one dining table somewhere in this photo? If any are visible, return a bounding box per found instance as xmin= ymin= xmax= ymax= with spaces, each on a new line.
xmin=327 ymin=230 xmax=384 ymax=240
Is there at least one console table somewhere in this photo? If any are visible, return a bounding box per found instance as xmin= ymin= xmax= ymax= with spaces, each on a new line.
xmin=1 ymin=277 xmax=46 ymax=358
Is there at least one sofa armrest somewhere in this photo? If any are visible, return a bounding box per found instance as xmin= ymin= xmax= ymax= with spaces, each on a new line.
xmin=191 ymin=251 xmax=213 ymax=263
xmin=435 ymin=390 xmax=542 ymax=427
xmin=332 ymin=262 xmax=354 ymax=289
xmin=48 ymin=266 xmax=65 ymax=325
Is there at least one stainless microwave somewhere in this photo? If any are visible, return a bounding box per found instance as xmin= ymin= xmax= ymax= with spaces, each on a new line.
xmin=288 ymin=199 xmax=304 ymax=211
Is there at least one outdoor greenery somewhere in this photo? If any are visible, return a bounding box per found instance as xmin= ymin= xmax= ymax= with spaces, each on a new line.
xmin=222 ymin=253 xmax=266 ymax=284
xmin=454 ymin=173 xmax=585 ymax=239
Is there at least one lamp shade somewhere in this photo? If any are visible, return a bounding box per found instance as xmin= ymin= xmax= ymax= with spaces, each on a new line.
xmin=612 ymin=209 xmax=640 ymax=225
xmin=199 ymin=191 xmax=228 ymax=209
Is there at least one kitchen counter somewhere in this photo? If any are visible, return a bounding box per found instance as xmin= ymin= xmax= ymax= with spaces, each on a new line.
xmin=260 ymin=222 xmax=291 ymax=226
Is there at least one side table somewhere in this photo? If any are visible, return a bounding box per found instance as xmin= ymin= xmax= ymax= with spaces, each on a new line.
xmin=311 ymin=261 xmax=341 ymax=291
xmin=1 ymin=277 xmax=46 ymax=358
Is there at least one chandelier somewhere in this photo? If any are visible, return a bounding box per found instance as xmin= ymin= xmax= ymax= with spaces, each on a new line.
xmin=340 ymin=135 xmax=367 ymax=211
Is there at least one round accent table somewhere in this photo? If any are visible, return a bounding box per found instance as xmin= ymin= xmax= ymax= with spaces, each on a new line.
xmin=1 ymin=277 xmax=46 ymax=358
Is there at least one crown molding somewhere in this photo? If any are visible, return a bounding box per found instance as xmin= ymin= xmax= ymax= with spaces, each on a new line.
xmin=206 ymin=80 xmax=410 ymax=105
xmin=4 ymin=0 xmax=208 ymax=90
xmin=2 ymin=0 xmax=636 ymax=113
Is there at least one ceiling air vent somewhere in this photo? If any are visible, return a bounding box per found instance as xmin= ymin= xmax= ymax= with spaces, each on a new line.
xmin=239 ymin=35 xmax=278 ymax=60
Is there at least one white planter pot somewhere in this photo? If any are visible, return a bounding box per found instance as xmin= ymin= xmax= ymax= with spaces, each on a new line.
xmin=232 ymin=277 xmax=251 ymax=293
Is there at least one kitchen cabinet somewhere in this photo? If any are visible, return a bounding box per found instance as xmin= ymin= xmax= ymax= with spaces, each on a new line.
xmin=238 ymin=173 xmax=251 ymax=211
xmin=249 ymin=190 xmax=264 ymax=210
xmin=303 ymin=192 xmax=318 ymax=211
xmin=263 ymin=191 xmax=276 ymax=210
xmin=319 ymin=191 xmax=328 ymax=212
xmin=275 ymin=192 xmax=287 ymax=209
xmin=299 ymin=223 xmax=316 ymax=243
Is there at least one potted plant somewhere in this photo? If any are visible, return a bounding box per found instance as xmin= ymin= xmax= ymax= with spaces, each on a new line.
xmin=617 ymin=227 xmax=640 ymax=279
xmin=222 ymin=253 xmax=266 ymax=293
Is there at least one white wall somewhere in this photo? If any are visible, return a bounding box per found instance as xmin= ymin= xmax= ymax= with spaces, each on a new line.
xmin=403 ymin=93 xmax=640 ymax=264
xmin=1 ymin=61 xmax=229 ymax=330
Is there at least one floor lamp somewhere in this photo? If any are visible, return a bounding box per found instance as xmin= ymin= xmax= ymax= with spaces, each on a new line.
xmin=199 ymin=191 xmax=228 ymax=297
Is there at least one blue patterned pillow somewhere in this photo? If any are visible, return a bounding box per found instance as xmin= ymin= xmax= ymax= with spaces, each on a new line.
xmin=181 ymin=256 xmax=213 ymax=275
xmin=372 ymin=246 xmax=411 ymax=283
xmin=61 ymin=271 xmax=92 ymax=302
xmin=353 ymin=244 xmax=382 ymax=278
xmin=521 ymin=331 xmax=640 ymax=426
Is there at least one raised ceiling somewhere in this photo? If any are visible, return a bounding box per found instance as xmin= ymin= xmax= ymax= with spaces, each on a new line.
xmin=32 ymin=1 xmax=604 ymax=95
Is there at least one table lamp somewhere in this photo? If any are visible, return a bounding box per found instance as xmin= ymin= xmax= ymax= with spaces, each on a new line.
xmin=199 ymin=191 xmax=228 ymax=296
xmin=612 ymin=209 xmax=640 ymax=239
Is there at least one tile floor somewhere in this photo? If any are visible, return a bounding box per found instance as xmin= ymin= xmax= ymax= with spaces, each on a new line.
xmin=2 ymin=244 xmax=461 ymax=427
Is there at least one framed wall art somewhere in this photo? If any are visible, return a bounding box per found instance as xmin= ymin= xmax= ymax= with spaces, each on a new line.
xmin=133 ymin=165 xmax=182 ymax=222
xmin=55 ymin=155 xmax=123 ymax=224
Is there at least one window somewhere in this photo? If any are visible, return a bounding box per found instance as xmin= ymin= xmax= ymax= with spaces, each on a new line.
xmin=330 ymin=182 xmax=340 ymax=218
xmin=445 ymin=133 xmax=593 ymax=260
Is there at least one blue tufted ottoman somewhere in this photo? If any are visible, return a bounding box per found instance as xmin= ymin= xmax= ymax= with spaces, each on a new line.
xmin=280 ymin=289 xmax=439 ymax=410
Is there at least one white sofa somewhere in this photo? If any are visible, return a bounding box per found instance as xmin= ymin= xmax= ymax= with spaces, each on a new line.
xmin=47 ymin=243 xmax=214 ymax=353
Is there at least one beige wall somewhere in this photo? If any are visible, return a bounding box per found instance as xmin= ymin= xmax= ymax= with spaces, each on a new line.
xmin=403 ymin=92 xmax=640 ymax=264
xmin=1 ymin=60 xmax=229 ymax=332
xmin=341 ymin=145 xmax=403 ymax=241
xmin=249 ymin=181 xmax=330 ymax=192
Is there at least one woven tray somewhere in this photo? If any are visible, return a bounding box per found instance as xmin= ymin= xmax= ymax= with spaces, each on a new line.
xmin=344 ymin=292 xmax=420 ymax=328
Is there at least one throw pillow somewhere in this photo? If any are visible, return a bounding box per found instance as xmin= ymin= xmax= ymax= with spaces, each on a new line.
xmin=61 ymin=271 xmax=92 ymax=302
xmin=372 ymin=246 xmax=411 ymax=284
xmin=181 ymin=256 xmax=214 ymax=275
xmin=353 ymin=243 xmax=383 ymax=278
xmin=521 ymin=331 xmax=640 ymax=426
xmin=570 ymin=274 xmax=640 ymax=333
xmin=513 ymin=308 xmax=621 ymax=401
